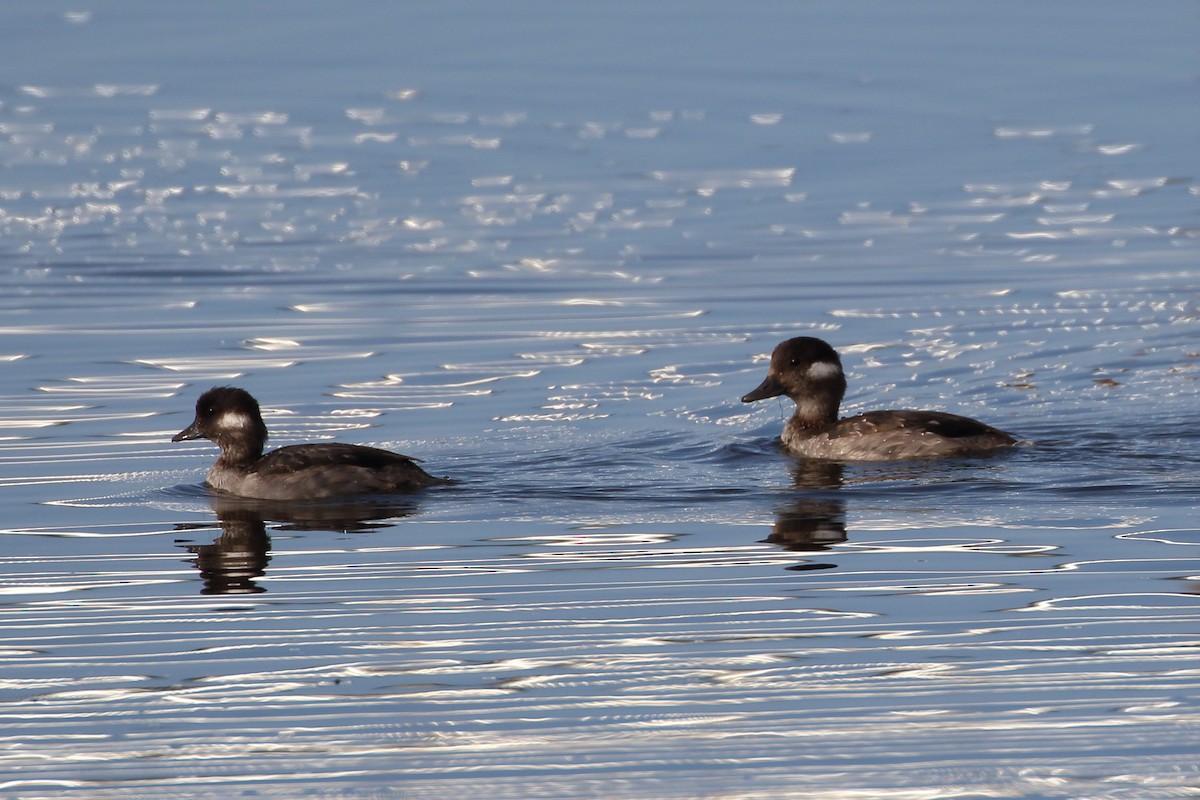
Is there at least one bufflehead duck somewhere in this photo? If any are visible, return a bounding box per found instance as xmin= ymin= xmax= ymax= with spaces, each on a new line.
xmin=172 ymin=386 xmax=449 ymax=500
xmin=741 ymin=337 xmax=1016 ymax=460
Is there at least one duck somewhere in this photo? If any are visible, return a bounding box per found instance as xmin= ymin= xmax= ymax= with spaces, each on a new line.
xmin=741 ymin=336 xmax=1016 ymax=460
xmin=172 ymin=386 xmax=449 ymax=500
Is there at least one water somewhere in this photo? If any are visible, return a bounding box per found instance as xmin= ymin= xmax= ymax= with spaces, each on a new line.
xmin=2 ymin=1 xmax=1199 ymax=797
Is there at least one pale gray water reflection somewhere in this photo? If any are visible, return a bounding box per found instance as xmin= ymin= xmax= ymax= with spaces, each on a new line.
xmin=3 ymin=0 xmax=1200 ymax=798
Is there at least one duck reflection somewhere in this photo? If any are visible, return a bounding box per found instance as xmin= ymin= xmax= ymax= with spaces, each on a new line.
xmin=765 ymin=460 xmax=848 ymax=553
xmin=176 ymin=495 xmax=419 ymax=595
xmin=179 ymin=506 xmax=271 ymax=595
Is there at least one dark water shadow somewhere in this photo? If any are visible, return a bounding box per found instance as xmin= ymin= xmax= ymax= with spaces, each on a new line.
xmin=761 ymin=446 xmax=1036 ymax=573
xmin=174 ymin=494 xmax=422 ymax=595
xmin=765 ymin=461 xmax=847 ymax=567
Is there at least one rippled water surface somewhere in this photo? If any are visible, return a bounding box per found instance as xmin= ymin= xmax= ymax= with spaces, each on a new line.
xmin=3 ymin=2 xmax=1199 ymax=798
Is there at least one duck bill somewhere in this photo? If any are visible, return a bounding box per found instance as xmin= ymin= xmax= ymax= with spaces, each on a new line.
xmin=172 ymin=420 xmax=203 ymax=442
xmin=741 ymin=374 xmax=786 ymax=403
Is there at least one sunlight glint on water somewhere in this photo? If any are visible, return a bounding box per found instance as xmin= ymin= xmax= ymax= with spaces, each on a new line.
xmin=1 ymin=2 xmax=1199 ymax=798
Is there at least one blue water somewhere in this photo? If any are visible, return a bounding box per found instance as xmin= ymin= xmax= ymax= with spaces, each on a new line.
xmin=2 ymin=2 xmax=1199 ymax=798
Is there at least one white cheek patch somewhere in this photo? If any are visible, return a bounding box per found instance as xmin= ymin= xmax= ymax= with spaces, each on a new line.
xmin=216 ymin=411 xmax=252 ymax=431
xmin=806 ymin=361 xmax=842 ymax=380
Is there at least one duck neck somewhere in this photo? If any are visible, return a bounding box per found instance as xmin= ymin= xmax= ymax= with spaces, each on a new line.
xmin=789 ymin=395 xmax=840 ymax=433
xmin=216 ymin=434 xmax=265 ymax=468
